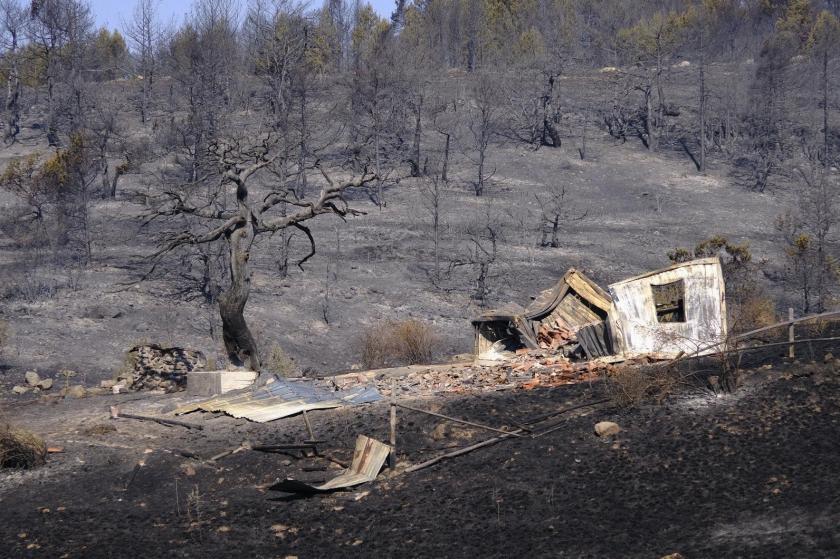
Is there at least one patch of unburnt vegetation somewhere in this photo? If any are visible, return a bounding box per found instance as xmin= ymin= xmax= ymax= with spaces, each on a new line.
xmin=360 ymin=319 xmax=440 ymax=369
xmin=670 ymin=235 xmax=777 ymax=332
xmin=265 ymin=344 xmax=299 ymax=377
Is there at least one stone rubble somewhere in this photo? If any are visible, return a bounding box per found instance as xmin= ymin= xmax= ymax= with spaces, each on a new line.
xmin=115 ymin=344 xmax=206 ymax=393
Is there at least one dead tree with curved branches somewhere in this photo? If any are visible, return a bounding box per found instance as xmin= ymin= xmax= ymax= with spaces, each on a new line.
xmin=143 ymin=134 xmax=375 ymax=371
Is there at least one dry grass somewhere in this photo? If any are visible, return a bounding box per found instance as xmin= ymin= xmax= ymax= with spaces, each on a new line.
xmin=265 ymin=344 xmax=298 ymax=377
xmin=605 ymin=365 xmax=679 ymax=407
xmin=0 ymin=320 xmax=8 ymax=358
xmin=360 ymin=319 xmax=439 ymax=369
xmin=82 ymin=423 xmax=117 ymax=436
xmin=0 ymin=423 xmax=47 ymax=469
xmin=729 ymin=293 xmax=778 ymax=334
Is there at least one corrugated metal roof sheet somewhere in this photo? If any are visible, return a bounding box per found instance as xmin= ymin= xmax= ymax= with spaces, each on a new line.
xmin=175 ymin=377 xmax=381 ymax=423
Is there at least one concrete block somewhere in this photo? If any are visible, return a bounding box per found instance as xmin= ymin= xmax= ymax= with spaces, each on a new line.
xmin=187 ymin=370 xmax=257 ymax=396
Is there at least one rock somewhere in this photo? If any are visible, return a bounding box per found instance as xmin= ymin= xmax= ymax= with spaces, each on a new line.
xmin=25 ymin=371 xmax=40 ymax=386
xmin=36 ymin=378 xmax=53 ymax=390
xmin=12 ymin=385 xmax=30 ymax=395
xmin=594 ymin=421 xmax=621 ymax=437
xmin=64 ymin=385 xmax=87 ymax=399
xmin=824 ymin=353 xmax=834 ymax=363
xmin=100 ymin=379 xmax=116 ymax=389
xmin=660 ymin=554 xmax=686 ymax=559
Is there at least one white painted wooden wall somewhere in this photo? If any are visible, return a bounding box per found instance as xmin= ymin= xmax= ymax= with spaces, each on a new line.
xmin=607 ymin=258 xmax=727 ymax=358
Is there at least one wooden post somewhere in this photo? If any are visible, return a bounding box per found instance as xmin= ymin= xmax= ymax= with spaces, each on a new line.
xmin=788 ymin=307 xmax=795 ymax=360
xmin=302 ymin=410 xmax=316 ymax=441
xmin=389 ymin=378 xmax=397 ymax=470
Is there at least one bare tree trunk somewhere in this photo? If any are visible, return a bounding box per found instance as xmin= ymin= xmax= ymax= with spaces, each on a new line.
xmin=110 ymin=162 xmax=126 ymax=198
xmin=441 ymin=132 xmax=450 ymax=182
xmin=47 ymin=76 xmax=59 ymax=146
xmin=411 ymin=91 xmax=423 ymax=176
xmin=219 ymin=192 xmax=261 ymax=370
xmin=823 ymin=49 xmax=829 ymax=165
xmin=4 ymin=51 xmax=20 ymax=144
xmin=550 ymin=214 xmax=560 ymax=247
xmin=477 ymin=143 xmax=485 ymax=196
xmin=541 ymin=74 xmax=561 ymax=148
xmin=644 ymin=85 xmax=655 ymax=150
xmin=699 ymin=28 xmax=706 ymax=173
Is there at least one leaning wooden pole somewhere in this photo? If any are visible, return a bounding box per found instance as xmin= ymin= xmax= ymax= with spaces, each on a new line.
xmin=788 ymin=307 xmax=795 ymax=360
xmin=389 ymin=378 xmax=397 ymax=470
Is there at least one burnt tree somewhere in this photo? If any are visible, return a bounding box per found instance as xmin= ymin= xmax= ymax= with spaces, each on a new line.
xmin=147 ymin=135 xmax=375 ymax=370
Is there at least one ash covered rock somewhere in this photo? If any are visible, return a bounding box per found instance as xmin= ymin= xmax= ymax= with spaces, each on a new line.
xmin=116 ymin=344 xmax=206 ymax=393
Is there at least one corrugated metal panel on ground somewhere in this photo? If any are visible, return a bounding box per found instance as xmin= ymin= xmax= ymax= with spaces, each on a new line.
xmin=175 ymin=377 xmax=381 ymax=423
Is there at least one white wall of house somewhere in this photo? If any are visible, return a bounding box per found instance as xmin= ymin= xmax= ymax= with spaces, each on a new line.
xmin=607 ymin=257 xmax=727 ymax=358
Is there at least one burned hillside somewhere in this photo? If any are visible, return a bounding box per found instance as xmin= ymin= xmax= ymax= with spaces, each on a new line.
xmin=2 ymin=0 xmax=840 ymax=557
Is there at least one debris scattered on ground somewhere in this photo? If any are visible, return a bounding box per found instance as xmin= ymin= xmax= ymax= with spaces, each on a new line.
xmin=0 ymin=425 xmax=47 ymax=469
xmin=117 ymin=344 xmax=206 ymax=393
xmin=177 ymin=376 xmax=381 ymax=423
xmin=270 ymin=435 xmax=390 ymax=494
xmin=594 ymin=421 xmax=621 ymax=437
xmin=110 ymin=405 xmax=203 ymax=430
xmin=329 ymin=351 xmax=615 ymax=398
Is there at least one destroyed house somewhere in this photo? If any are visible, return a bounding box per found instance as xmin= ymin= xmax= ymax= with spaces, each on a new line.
xmin=472 ymin=258 xmax=727 ymax=361
xmin=472 ymin=269 xmax=614 ymax=360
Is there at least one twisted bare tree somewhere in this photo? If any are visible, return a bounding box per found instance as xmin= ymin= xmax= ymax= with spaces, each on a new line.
xmin=144 ymin=134 xmax=375 ymax=370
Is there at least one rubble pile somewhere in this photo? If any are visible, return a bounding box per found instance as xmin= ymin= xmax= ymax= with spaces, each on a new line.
xmin=536 ymin=321 xmax=576 ymax=351
xmin=374 ymin=365 xmax=515 ymax=397
xmin=328 ymin=350 xmax=616 ymax=398
xmin=116 ymin=344 xmax=206 ymax=393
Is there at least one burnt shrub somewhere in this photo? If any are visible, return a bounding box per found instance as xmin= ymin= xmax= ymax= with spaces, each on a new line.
xmin=605 ymin=365 xmax=679 ymax=407
xmin=0 ymin=424 xmax=47 ymax=469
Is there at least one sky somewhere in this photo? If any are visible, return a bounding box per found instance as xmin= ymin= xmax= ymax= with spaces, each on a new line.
xmin=90 ymin=0 xmax=394 ymax=31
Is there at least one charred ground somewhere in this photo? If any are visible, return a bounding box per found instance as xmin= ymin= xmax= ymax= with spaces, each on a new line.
xmin=1 ymin=360 xmax=839 ymax=558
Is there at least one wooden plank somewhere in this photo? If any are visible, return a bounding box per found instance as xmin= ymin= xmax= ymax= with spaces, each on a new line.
xmin=552 ymin=294 xmax=600 ymax=330
xmin=567 ymin=271 xmax=612 ymax=312
xmin=110 ymin=406 xmax=204 ymax=430
xmin=389 ymin=379 xmax=397 ymax=470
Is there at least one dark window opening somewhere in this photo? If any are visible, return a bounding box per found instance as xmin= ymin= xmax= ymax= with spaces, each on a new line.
xmin=651 ymin=280 xmax=686 ymax=323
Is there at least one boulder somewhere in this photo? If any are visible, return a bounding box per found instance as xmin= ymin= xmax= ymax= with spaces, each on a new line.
xmin=12 ymin=385 xmax=29 ymax=395
xmin=36 ymin=378 xmax=53 ymax=390
xmin=24 ymin=371 xmax=40 ymax=386
xmin=594 ymin=421 xmax=621 ymax=437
